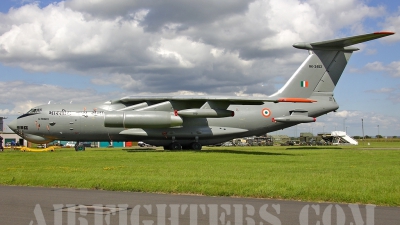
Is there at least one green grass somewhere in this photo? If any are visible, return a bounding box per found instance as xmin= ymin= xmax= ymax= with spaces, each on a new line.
xmin=0 ymin=145 xmax=399 ymax=206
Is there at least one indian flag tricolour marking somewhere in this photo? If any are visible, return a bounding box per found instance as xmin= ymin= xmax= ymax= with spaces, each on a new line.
xmin=301 ymin=80 xmax=308 ymax=88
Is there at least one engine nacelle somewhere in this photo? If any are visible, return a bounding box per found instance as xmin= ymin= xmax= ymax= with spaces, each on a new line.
xmin=177 ymin=109 xmax=234 ymax=118
xmin=104 ymin=111 xmax=183 ymax=128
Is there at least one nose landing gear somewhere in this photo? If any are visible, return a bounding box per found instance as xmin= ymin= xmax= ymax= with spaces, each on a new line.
xmin=74 ymin=142 xmax=86 ymax=151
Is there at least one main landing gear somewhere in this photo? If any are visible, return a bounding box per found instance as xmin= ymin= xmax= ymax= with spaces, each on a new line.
xmin=163 ymin=142 xmax=202 ymax=150
xmin=163 ymin=136 xmax=202 ymax=151
xmin=168 ymin=142 xmax=182 ymax=150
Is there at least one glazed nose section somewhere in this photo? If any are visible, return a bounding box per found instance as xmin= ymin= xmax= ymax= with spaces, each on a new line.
xmin=8 ymin=119 xmax=17 ymax=132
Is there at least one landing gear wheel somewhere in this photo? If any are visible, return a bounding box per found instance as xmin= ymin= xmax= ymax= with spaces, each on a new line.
xmin=181 ymin=145 xmax=191 ymax=150
xmin=190 ymin=142 xmax=202 ymax=151
xmin=75 ymin=143 xmax=85 ymax=151
xmin=169 ymin=142 xmax=182 ymax=150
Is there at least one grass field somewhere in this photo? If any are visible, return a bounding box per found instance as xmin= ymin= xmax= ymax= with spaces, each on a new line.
xmin=0 ymin=143 xmax=399 ymax=206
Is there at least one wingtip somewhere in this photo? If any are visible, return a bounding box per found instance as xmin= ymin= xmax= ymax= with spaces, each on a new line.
xmin=374 ymin=31 xmax=395 ymax=35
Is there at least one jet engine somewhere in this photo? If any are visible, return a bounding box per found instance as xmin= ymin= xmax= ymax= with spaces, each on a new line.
xmin=104 ymin=111 xmax=183 ymax=128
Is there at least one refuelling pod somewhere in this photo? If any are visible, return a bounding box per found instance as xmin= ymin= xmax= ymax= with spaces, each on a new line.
xmin=104 ymin=111 xmax=183 ymax=128
xmin=272 ymin=109 xmax=316 ymax=123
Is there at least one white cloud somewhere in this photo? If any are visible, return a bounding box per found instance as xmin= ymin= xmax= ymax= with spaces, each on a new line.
xmin=367 ymin=87 xmax=395 ymax=93
xmin=0 ymin=80 xmax=116 ymax=116
xmin=0 ymin=3 xmax=154 ymax=72
xmin=0 ymin=0 xmax=390 ymax=95
xmin=365 ymin=61 xmax=400 ymax=77
xmin=333 ymin=110 xmax=362 ymax=118
xmin=383 ymin=13 xmax=400 ymax=42
xmin=290 ymin=110 xmax=400 ymax=136
xmin=91 ymin=73 xmax=140 ymax=89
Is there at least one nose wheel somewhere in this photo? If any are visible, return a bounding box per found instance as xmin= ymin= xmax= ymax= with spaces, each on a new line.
xmin=74 ymin=142 xmax=86 ymax=151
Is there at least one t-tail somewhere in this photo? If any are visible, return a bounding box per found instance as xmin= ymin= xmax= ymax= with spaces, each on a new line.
xmin=270 ymin=32 xmax=394 ymax=99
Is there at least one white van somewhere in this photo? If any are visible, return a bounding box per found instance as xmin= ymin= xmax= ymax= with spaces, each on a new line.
xmin=65 ymin=142 xmax=76 ymax=147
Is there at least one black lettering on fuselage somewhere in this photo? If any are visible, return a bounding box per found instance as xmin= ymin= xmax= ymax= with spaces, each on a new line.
xmin=49 ymin=109 xmax=104 ymax=116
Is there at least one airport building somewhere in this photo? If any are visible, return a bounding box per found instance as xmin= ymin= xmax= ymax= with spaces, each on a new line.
xmin=0 ymin=132 xmax=27 ymax=148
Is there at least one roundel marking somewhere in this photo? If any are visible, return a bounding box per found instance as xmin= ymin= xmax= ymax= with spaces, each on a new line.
xmin=261 ymin=108 xmax=271 ymax=118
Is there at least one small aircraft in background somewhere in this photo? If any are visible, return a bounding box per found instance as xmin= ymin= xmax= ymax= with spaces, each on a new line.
xmin=8 ymin=31 xmax=394 ymax=150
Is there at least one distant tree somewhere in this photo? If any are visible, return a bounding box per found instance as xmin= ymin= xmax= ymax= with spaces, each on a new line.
xmin=376 ymin=135 xmax=383 ymax=138
xmin=392 ymin=136 xmax=397 ymax=139
xmin=365 ymin=135 xmax=371 ymax=139
xmin=353 ymin=136 xmax=361 ymax=139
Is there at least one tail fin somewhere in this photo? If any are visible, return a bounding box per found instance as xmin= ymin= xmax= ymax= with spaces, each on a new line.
xmin=271 ymin=32 xmax=394 ymax=98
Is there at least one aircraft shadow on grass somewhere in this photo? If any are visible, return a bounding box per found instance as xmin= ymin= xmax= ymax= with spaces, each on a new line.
xmin=125 ymin=149 xmax=295 ymax=156
xmin=199 ymin=149 xmax=294 ymax=156
xmin=285 ymin=147 xmax=342 ymax=150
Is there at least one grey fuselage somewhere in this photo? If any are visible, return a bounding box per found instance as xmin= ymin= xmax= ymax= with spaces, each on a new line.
xmin=10 ymin=94 xmax=338 ymax=146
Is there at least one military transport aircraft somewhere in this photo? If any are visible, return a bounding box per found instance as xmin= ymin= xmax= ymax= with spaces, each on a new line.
xmin=8 ymin=32 xmax=394 ymax=150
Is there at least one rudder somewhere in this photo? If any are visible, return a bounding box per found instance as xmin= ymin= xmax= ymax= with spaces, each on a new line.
xmin=271 ymin=51 xmax=332 ymax=98
xmin=271 ymin=32 xmax=394 ymax=98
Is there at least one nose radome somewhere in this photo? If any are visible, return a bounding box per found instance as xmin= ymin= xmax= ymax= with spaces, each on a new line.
xmin=8 ymin=119 xmax=17 ymax=131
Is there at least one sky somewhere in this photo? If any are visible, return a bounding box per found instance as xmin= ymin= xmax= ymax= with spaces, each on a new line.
xmin=0 ymin=0 xmax=399 ymax=137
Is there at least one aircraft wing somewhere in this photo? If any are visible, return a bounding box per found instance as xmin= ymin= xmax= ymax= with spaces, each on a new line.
xmin=105 ymin=95 xmax=318 ymax=130
xmin=117 ymin=95 xmax=316 ymax=105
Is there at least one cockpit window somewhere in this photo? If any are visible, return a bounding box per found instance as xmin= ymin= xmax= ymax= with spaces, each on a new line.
xmin=26 ymin=108 xmax=42 ymax=114
xmin=17 ymin=107 xmax=43 ymax=119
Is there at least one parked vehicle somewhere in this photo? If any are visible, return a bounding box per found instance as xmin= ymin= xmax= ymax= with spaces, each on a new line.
xmin=64 ymin=142 xmax=76 ymax=147
xmin=138 ymin=141 xmax=152 ymax=147
xmin=81 ymin=142 xmax=92 ymax=148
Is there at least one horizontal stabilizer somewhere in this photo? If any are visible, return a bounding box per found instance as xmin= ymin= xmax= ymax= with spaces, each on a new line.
xmin=293 ymin=32 xmax=394 ymax=51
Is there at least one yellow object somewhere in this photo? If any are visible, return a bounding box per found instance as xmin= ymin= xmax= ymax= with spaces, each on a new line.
xmin=4 ymin=146 xmax=22 ymax=150
xmin=20 ymin=147 xmax=56 ymax=152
